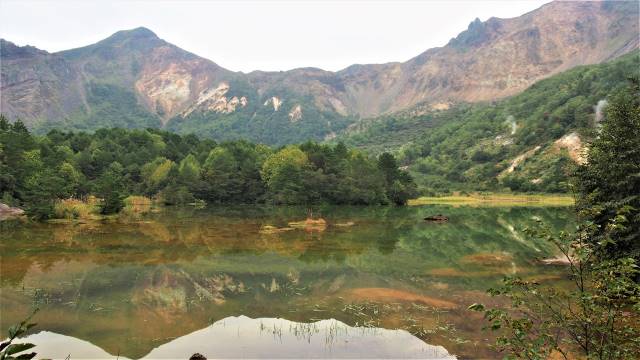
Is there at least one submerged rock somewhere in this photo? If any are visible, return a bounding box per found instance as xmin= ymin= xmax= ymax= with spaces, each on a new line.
xmin=424 ymin=215 xmax=448 ymax=223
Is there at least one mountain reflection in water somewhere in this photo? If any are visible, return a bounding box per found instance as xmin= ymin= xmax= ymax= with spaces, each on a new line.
xmin=0 ymin=205 xmax=574 ymax=359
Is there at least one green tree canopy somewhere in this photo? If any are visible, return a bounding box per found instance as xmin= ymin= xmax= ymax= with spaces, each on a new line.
xmin=574 ymin=79 xmax=640 ymax=260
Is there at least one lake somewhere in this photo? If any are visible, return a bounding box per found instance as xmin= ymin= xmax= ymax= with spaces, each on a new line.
xmin=0 ymin=204 xmax=574 ymax=359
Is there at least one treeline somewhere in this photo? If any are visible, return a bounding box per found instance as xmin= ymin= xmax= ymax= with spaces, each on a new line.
xmin=0 ymin=118 xmax=417 ymax=219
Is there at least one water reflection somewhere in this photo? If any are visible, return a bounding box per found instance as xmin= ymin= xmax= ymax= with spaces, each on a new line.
xmin=0 ymin=205 xmax=573 ymax=358
xmin=22 ymin=317 xmax=455 ymax=359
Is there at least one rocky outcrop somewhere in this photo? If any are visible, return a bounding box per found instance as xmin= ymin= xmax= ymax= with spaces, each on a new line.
xmin=554 ymin=132 xmax=586 ymax=164
xmin=288 ymin=104 xmax=302 ymax=122
xmin=500 ymin=146 xmax=542 ymax=176
xmin=0 ymin=203 xmax=25 ymax=220
xmin=263 ymin=96 xmax=282 ymax=111
xmin=181 ymin=83 xmax=247 ymax=117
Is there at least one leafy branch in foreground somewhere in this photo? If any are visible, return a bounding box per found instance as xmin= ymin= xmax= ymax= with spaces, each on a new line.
xmin=0 ymin=308 xmax=38 ymax=360
xmin=469 ymin=217 xmax=640 ymax=359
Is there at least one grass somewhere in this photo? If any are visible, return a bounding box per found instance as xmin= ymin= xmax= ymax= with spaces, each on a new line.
xmin=53 ymin=197 xmax=101 ymax=219
xmin=408 ymin=192 xmax=574 ymax=207
xmin=121 ymin=195 xmax=153 ymax=216
xmin=50 ymin=195 xmax=154 ymax=223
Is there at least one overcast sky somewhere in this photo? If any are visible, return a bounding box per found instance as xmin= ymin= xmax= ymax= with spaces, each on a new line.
xmin=0 ymin=0 xmax=550 ymax=72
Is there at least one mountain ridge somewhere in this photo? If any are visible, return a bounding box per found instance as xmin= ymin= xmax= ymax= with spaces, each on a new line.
xmin=1 ymin=0 xmax=638 ymax=144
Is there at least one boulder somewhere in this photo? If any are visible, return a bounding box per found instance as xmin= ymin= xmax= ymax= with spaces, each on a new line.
xmin=0 ymin=202 xmax=25 ymax=220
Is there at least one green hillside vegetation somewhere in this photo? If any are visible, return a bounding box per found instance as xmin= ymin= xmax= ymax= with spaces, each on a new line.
xmin=0 ymin=119 xmax=416 ymax=219
xmin=166 ymin=81 xmax=356 ymax=146
xmin=35 ymin=83 xmax=162 ymax=133
xmin=339 ymin=51 xmax=640 ymax=194
xmin=31 ymin=78 xmax=355 ymax=146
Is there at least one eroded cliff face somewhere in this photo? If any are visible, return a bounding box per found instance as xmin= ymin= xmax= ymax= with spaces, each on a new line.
xmin=181 ymin=83 xmax=248 ymax=118
xmin=0 ymin=40 xmax=86 ymax=125
xmin=1 ymin=1 xmax=638 ymax=132
xmin=136 ymin=61 xmax=194 ymax=120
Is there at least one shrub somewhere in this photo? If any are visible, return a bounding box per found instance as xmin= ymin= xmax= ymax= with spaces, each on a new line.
xmin=53 ymin=197 xmax=100 ymax=219
xmin=121 ymin=195 xmax=153 ymax=215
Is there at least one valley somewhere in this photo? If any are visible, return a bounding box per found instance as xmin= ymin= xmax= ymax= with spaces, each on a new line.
xmin=1 ymin=1 xmax=639 ymax=359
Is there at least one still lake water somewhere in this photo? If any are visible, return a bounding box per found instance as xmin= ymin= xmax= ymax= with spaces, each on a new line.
xmin=0 ymin=205 xmax=574 ymax=359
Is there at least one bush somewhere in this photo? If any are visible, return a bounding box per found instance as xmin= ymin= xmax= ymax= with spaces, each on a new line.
xmin=121 ymin=195 xmax=153 ymax=215
xmin=53 ymin=197 xmax=100 ymax=219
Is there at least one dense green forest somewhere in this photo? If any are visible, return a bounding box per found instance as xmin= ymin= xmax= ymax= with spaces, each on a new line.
xmin=340 ymin=51 xmax=640 ymax=194
xmin=0 ymin=118 xmax=416 ymax=219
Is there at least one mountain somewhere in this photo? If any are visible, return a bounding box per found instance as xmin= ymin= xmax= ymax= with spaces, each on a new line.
xmin=0 ymin=39 xmax=85 ymax=125
xmin=1 ymin=1 xmax=638 ymax=144
xmin=339 ymin=50 xmax=640 ymax=193
xmin=347 ymin=0 xmax=639 ymax=115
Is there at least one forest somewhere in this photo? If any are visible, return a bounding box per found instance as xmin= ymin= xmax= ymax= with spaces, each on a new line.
xmin=0 ymin=118 xmax=416 ymax=219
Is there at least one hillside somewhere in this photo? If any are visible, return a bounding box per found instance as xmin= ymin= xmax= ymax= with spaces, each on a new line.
xmin=1 ymin=1 xmax=638 ymax=145
xmin=339 ymin=50 xmax=640 ymax=193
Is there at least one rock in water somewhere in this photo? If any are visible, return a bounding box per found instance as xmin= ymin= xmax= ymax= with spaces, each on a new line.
xmin=424 ymin=215 xmax=448 ymax=223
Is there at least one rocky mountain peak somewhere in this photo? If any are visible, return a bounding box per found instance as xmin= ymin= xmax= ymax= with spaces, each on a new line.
xmin=447 ymin=16 xmax=501 ymax=49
